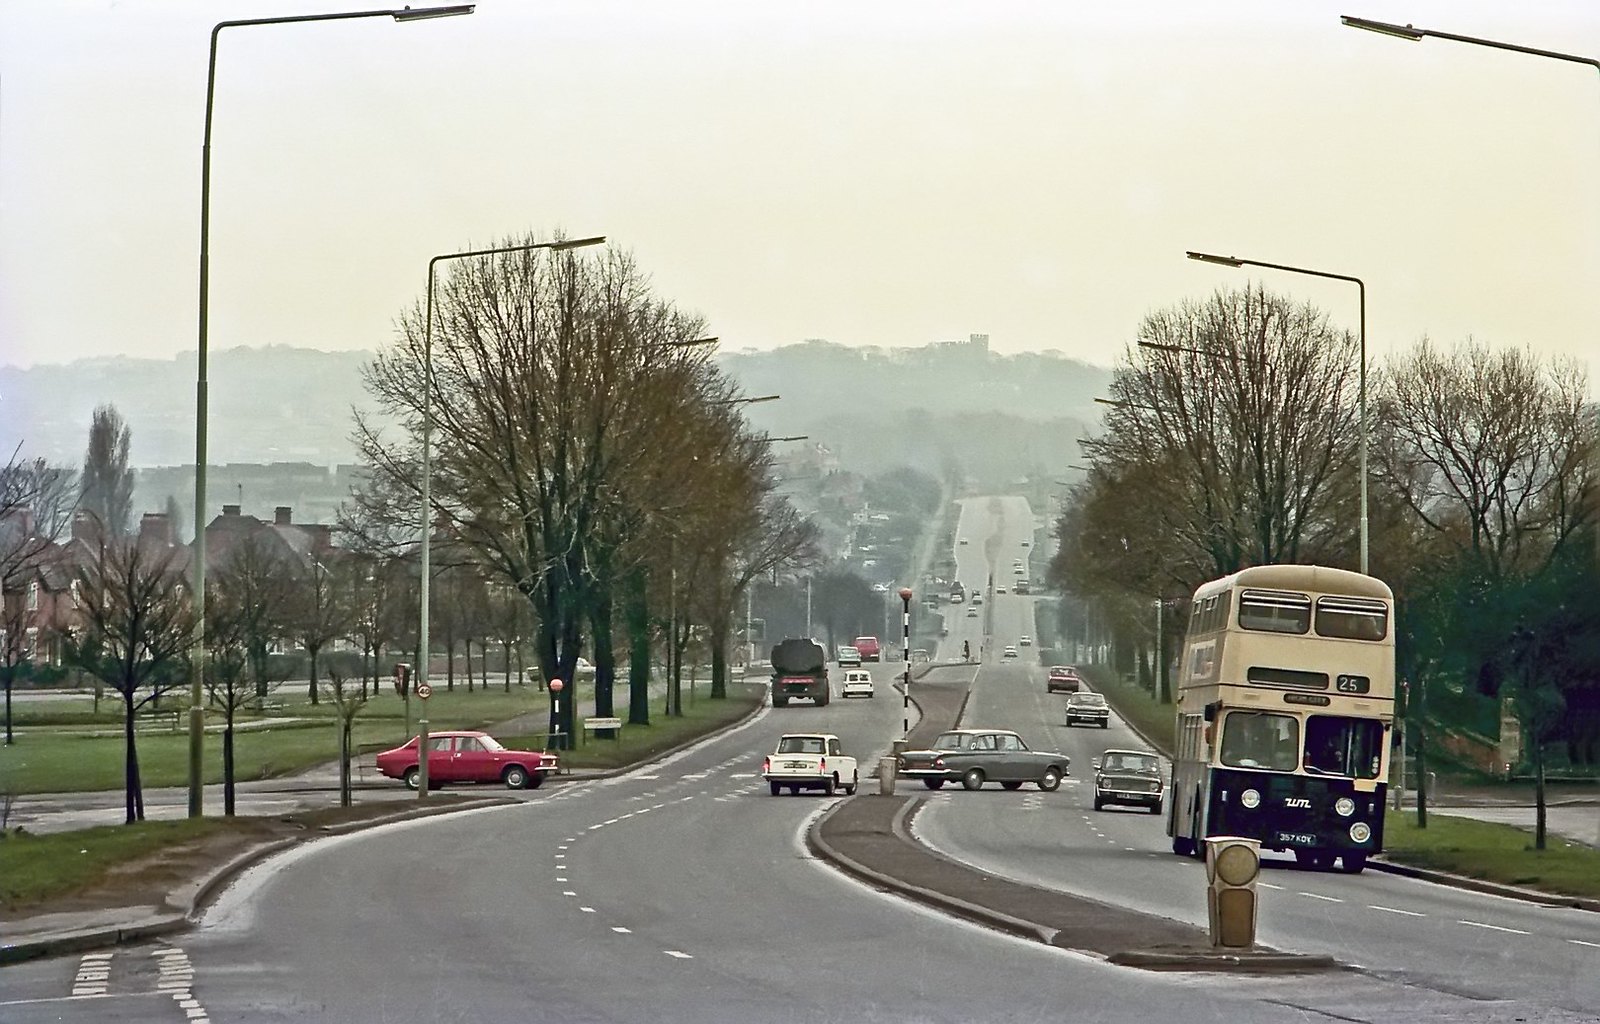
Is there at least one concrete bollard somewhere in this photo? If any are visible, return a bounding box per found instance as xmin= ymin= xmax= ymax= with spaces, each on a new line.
xmin=1205 ymin=836 xmax=1260 ymax=948
xmin=878 ymin=756 xmax=899 ymax=796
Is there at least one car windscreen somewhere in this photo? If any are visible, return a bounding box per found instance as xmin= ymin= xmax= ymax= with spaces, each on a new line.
xmin=1071 ymin=694 xmax=1106 ymax=705
xmin=477 ymin=735 xmax=505 ymax=751
xmin=777 ymin=736 xmax=825 ymax=755
xmin=1220 ymin=711 xmax=1299 ymax=772
xmin=1103 ymin=753 xmax=1157 ymax=772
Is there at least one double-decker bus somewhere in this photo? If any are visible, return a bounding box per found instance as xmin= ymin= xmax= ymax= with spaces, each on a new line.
xmin=1167 ymin=564 xmax=1394 ymax=873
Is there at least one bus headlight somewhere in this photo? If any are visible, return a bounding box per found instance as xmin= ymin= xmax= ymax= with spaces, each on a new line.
xmin=1240 ymin=788 xmax=1261 ymax=809
xmin=1349 ymin=822 xmax=1372 ymax=844
xmin=1334 ymin=797 xmax=1356 ymax=817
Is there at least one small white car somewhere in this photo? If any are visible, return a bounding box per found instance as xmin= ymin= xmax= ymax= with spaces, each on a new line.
xmin=967 ymin=606 xmax=980 ymax=617
xmin=995 ymin=585 xmax=1007 ymax=594
xmin=837 ymin=646 xmax=862 ymax=667
xmin=1019 ymin=635 xmax=1031 ymax=646
xmin=840 ymin=669 xmax=875 ymax=698
xmin=763 ymin=733 xmax=859 ymax=795
xmin=1002 ymin=645 xmax=1018 ymax=659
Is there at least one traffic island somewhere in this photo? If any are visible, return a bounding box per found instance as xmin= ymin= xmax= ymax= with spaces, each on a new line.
xmin=809 ymin=793 xmax=1341 ymax=974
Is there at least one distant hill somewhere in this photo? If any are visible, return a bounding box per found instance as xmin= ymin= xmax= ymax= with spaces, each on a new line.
xmin=1 ymin=338 xmax=1110 ymax=487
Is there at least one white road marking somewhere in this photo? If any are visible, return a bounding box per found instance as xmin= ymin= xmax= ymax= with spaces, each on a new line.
xmin=558 ymin=845 xmax=568 ymax=850
xmin=1258 ymin=882 xmax=1284 ymax=890
xmin=604 ymin=818 xmax=620 ymax=825
xmin=564 ymin=837 xmax=576 ymax=842
xmin=635 ymin=775 xmax=660 ymax=780
xmin=1368 ymin=905 xmax=1425 ymax=917
xmin=730 ymin=772 xmax=755 ymax=778
xmin=664 ymin=950 xmax=694 ymax=959
xmin=556 ymin=876 xmax=568 ymax=882
xmin=588 ymin=824 xmax=605 ymax=830
xmin=1569 ymin=939 xmax=1600 ymax=949
xmin=563 ymin=891 xmax=577 ymax=896
xmin=580 ymin=906 xmax=596 ymax=913
xmin=612 ymin=926 xmax=632 ymax=933
xmin=1458 ymin=920 xmax=1529 ymax=935
xmin=1299 ymin=892 xmax=1342 ymax=903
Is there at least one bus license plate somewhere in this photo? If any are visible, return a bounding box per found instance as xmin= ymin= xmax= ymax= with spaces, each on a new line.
xmin=1276 ymin=831 xmax=1317 ymax=846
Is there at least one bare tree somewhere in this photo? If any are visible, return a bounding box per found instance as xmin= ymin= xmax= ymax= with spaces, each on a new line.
xmin=320 ymin=662 xmax=370 ymax=808
xmin=79 ymin=406 xmax=134 ymax=538
xmin=61 ymin=534 xmax=194 ymax=823
xmin=286 ymin=556 xmax=344 ymax=705
xmin=1 ymin=453 xmax=79 ymax=744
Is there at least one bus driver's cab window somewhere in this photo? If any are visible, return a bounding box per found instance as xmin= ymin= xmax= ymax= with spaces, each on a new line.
xmin=1220 ymin=712 xmax=1299 ymax=772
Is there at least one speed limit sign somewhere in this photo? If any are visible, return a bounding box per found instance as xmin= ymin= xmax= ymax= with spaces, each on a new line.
xmin=415 ymin=682 xmax=433 ymax=700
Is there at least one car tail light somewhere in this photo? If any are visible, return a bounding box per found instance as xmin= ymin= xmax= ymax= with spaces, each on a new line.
xmin=933 ymin=757 xmax=945 ymax=769
xmin=819 ymin=758 xmax=826 ymax=773
xmin=762 ymin=757 xmax=770 ymax=773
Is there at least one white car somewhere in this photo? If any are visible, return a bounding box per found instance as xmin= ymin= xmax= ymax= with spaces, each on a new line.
xmin=763 ymin=733 xmax=859 ymax=795
xmin=1002 ymin=645 xmax=1018 ymax=659
xmin=967 ymin=606 xmax=980 ymax=617
xmin=1019 ymin=635 xmax=1031 ymax=646
xmin=837 ymin=646 xmax=862 ymax=667
xmin=995 ymin=585 xmax=1007 ymax=594
xmin=840 ymin=669 xmax=875 ymax=698
xmin=971 ymin=593 xmax=984 ymax=605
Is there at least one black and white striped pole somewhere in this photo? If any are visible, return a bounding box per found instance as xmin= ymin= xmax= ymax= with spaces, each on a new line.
xmin=898 ymin=587 xmax=913 ymax=741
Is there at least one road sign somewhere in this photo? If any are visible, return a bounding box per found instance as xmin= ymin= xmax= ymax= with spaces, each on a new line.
xmin=415 ymin=682 xmax=433 ymax=700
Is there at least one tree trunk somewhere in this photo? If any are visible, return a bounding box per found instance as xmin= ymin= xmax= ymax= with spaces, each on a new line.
xmin=710 ymin=609 xmax=729 ymax=700
xmin=307 ymin=644 xmax=321 ymax=705
xmin=592 ymin=588 xmax=616 ymax=725
xmin=123 ymin=696 xmax=139 ymax=824
xmin=1533 ymin=738 xmax=1547 ymax=851
xmin=446 ymin=637 xmax=456 ymax=692
xmin=1414 ymin=682 xmax=1429 ymax=829
xmin=503 ymin=638 xmax=512 ymax=694
xmin=339 ymin=717 xmax=353 ymax=808
xmin=3 ymin=672 xmax=13 ymax=746
xmin=223 ymin=714 xmax=236 ymax=816
xmin=625 ymin=571 xmax=651 ymax=726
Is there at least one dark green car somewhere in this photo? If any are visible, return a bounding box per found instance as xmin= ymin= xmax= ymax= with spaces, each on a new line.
xmin=897 ymin=729 xmax=1069 ymax=792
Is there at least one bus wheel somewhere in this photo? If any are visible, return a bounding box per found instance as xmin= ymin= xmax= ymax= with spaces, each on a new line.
xmin=1172 ymin=835 xmax=1195 ymax=857
xmin=1339 ymin=853 xmax=1367 ymax=874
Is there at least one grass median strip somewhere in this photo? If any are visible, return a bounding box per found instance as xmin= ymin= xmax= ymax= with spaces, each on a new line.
xmin=501 ymin=685 xmax=765 ymax=771
xmin=1082 ymin=667 xmax=1174 ymax=754
xmin=1382 ymin=808 xmax=1600 ymax=901
xmin=0 ymin=817 xmax=240 ymax=913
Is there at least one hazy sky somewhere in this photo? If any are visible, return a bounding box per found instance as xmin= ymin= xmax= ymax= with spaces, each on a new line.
xmin=2 ymin=1 xmax=1598 ymax=384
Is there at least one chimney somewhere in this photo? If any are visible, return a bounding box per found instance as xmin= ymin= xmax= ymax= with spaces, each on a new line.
xmin=139 ymin=512 xmax=175 ymax=548
xmin=274 ymin=506 xmax=292 ymax=526
xmin=222 ymin=504 xmax=241 ymax=517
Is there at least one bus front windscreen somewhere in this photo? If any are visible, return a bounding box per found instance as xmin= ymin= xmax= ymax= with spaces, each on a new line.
xmin=1304 ymin=715 xmax=1385 ymax=779
xmin=1219 ymin=711 xmax=1299 ymax=772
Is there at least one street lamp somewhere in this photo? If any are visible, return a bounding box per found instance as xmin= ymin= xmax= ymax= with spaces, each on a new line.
xmin=418 ymin=234 xmax=606 ymax=755
xmin=1342 ymin=16 xmax=1600 ymax=70
xmin=1185 ymin=249 xmax=1370 ymax=574
xmin=188 ymin=2 xmax=474 ymax=818
xmin=711 ymin=394 xmax=781 ymax=407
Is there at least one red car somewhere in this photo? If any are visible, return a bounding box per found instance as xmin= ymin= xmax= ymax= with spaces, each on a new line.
xmin=853 ymin=636 xmax=882 ymax=662
xmin=1046 ymin=666 xmax=1082 ymax=693
xmin=375 ymin=731 xmax=559 ymax=790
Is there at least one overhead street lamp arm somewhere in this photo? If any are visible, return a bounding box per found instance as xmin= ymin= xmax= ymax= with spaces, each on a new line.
xmin=1138 ymin=339 xmax=1237 ymax=361
xmin=1187 ymin=250 xmax=1362 ymax=289
xmin=1341 ymin=15 xmax=1600 ymax=71
xmin=712 ymin=394 xmax=781 ymax=407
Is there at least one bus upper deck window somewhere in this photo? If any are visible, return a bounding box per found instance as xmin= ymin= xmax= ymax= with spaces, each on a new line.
xmin=1315 ymin=597 xmax=1389 ymax=641
xmin=1237 ymin=590 xmax=1311 ymax=635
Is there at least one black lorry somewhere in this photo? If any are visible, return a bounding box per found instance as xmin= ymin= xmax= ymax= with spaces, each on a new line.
xmin=769 ymin=638 xmax=830 ymax=707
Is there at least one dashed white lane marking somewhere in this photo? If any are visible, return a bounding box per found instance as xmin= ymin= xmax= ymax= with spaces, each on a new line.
xmin=683 ymin=773 xmax=707 ymax=780
xmin=730 ymin=773 xmax=755 ymax=778
xmin=1123 ymin=847 xmax=1137 ymax=852
xmin=1569 ymin=939 xmax=1600 ymax=949
xmin=580 ymin=906 xmax=596 ymax=914
xmin=1369 ymin=905 xmax=1425 ymax=917
xmin=1299 ymin=892 xmax=1342 ymax=903
xmin=588 ymin=823 xmax=605 ymax=830
xmin=558 ymin=845 xmax=568 ymax=850
xmin=1459 ymin=920 xmax=1529 ymax=935
xmin=556 ymin=876 xmax=568 ymax=882
xmin=604 ymin=817 xmax=620 ymax=825
xmin=612 ymin=926 xmax=632 ymax=934
xmin=563 ymin=891 xmax=577 ymax=897
xmin=635 ymin=775 xmax=660 ymax=780
xmin=664 ymin=950 xmax=693 ymax=959
xmin=564 ymin=837 xmax=576 ymax=842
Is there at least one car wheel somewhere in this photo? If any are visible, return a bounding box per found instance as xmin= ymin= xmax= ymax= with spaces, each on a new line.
xmin=770 ymin=781 xmax=782 ymax=797
xmin=1100 ymin=721 xmax=1109 ymax=729
xmin=773 ymin=696 xmax=789 ymax=708
xmin=961 ymin=768 xmax=985 ymax=791
xmin=923 ymin=778 xmax=946 ymax=790
xmin=1093 ymin=796 xmax=1104 ymax=811
xmin=789 ymin=786 xmax=800 ymax=795
xmin=503 ymin=765 xmax=529 ymax=789
xmin=1038 ymin=767 xmax=1062 ymax=792
xmin=1172 ymin=835 xmax=1196 ymax=857
xmin=1340 ymin=853 xmax=1367 ymax=874
xmin=403 ymin=767 xmax=420 ymax=791
xmin=844 ymin=772 xmax=858 ymax=795
xmin=1150 ymin=801 xmax=1163 ymax=816
xmin=526 ymin=771 xmax=545 ymax=790
xmin=823 ymin=774 xmax=837 ymax=796
xmin=1000 ymin=781 xmax=1023 ymax=791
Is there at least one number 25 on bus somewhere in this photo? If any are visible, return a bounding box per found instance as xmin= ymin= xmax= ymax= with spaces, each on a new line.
xmin=1167 ymin=564 xmax=1394 ymax=875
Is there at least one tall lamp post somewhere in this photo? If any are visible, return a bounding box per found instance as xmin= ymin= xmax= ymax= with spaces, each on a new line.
xmin=188 ymin=3 xmax=474 ymax=818
xmin=417 ymin=236 xmax=604 ymax=765
xmin=1185 ymin=250 xmax=1369 ymax=575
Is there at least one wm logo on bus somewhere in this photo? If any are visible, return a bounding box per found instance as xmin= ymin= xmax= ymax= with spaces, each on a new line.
xmin=1284 ymin=797 xmax=1311 ymax=809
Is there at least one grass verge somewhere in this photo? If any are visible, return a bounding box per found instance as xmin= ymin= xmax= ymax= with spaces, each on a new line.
xmin=1083 ymin=666 xmax=1174 ymax=755
xmin=1381 ymin=808 xmax=1600 ymax=901
xmin=500 ymin=684 xmax=765 ymax=771
xmin=0 ymin=817 xmax=238 ymax=913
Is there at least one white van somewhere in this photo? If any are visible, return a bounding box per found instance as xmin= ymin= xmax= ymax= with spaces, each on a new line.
xmin=840 ymin=670 xmax=875 ymax=698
